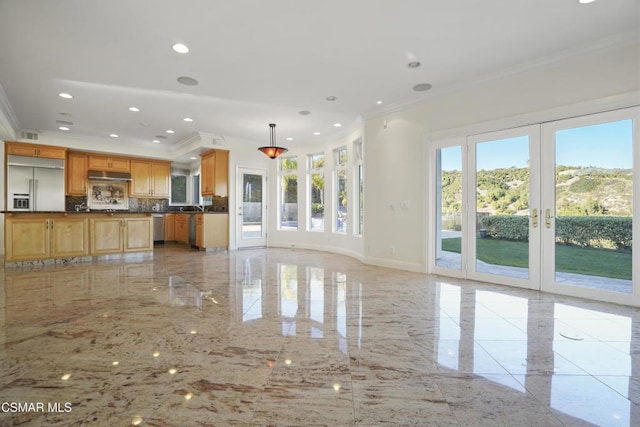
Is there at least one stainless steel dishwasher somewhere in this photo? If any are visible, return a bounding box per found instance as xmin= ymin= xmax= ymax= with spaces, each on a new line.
xmin=153 ymin=214 xmax=164 ymax=244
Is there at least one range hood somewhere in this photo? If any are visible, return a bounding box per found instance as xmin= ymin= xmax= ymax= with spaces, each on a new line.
xmin=88 ymin=170 xmax=132 ymax=182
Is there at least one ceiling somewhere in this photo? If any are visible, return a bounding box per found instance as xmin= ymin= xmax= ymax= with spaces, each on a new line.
xmin=0 ymin=0 xmax=638 ymax=163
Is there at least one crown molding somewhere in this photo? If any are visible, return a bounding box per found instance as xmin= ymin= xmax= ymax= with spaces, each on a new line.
xmin=0 ymin=84 xmax=19 ymax=140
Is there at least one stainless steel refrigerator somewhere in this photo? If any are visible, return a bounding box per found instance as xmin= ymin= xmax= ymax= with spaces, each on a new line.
xmin=7 ymin=155 xmax=66 ymax=212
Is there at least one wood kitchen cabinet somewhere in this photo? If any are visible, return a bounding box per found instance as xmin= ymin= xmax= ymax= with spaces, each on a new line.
xmin=66 ymin=151 xmax=88 ymax=195
xmin=5 ymin=215 xmax=88 ymax=262
xmin=200 ymin=149 xmax=229 ymax=197
xmin=88 ymin=154 xmax=130 ymax=172
xmin=130 ymin=160 xmax=170 ymax=197
xmin=51 ymin=217 xmax=89 ymax=257
xmin=6 ymin=141 xmax=67 ymax=160
xmin=164 ymin=214 xmax=175 ymax=241
xmin=90 ymin=217 xmax=124 ymax=254
xmin=195 ymin=213 xmax=228 ymax=249
xmin=90 ymin=216 xmax=152 ymax=255
xmin=5 ymin=217 xmax=49 ymax=261
xmin=174 ymin=214 xmax=189 ymax=245
xmin=124 ymin=217 xmax=153 ymax=252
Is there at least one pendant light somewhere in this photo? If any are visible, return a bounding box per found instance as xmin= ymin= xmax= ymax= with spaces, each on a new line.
xmin=258 ymin=123 xmax=288 ymax=159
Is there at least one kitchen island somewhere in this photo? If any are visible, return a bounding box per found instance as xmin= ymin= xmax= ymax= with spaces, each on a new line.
xmin=4 ymin=211 xmax=153 ymax=266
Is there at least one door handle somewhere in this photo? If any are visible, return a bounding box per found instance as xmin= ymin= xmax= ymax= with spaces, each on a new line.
xmin=531 ymin=208 xmax=538 ymax=228
xmin=546 ymin=209 xmax=554 ymax=228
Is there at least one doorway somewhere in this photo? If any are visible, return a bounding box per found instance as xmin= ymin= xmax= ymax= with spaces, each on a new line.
xmin=237 ymin=167 xmax=267 ymax=248
xmin=432 ymin=107 xmax=638 ymax=305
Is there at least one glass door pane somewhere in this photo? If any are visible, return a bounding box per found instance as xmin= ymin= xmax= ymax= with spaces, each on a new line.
xmin=542 ymin=108 xmax=637 ymax=304
xmin=435 ymin=146 xmax=463 ymax=270
xmin=468 ymin=125 xmax=540 ymax=289
xmin=238 ymin=168 xmax=267 ymax=248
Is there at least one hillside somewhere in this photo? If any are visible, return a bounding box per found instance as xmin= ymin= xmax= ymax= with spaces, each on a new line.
xmin=441 ymin=166 xmax=632 ymax=216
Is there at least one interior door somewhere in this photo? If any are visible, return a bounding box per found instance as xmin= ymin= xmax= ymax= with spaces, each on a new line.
xmin=541 ymin=107 xmax=638 ymax=305
xmin=237 ymin=167 xmax=267 ymax=248
xmin=467 ymin=125 xmax=541 ymax=290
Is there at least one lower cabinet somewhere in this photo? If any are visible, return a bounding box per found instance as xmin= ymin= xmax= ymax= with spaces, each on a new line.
xmin=90 ymin=217 xmax=152 ymax=255
xmin=196 ymin=214 xmax=229 ymax=249
xmin=174 ymin=214 xmax=189 ymax=245
xmin=4 ymin=214 xmax=152 ymax=263
xmin=5 ymin=216 xmax=89 ymax=262
xmin=164 ymin=214 xmax=175 ymax=241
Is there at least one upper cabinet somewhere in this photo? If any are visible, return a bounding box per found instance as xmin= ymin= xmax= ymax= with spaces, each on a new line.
xmin=130 ymin=160 xmax=170 ymax=198
xmin=88 ymin=154 xmax=130 ymax=172
xmin=66 ymin=151 xmax=88 ymax=195
xmin=6 ymin=141 xmax=67 ymax=160
xmin=201 ymin=149 xmax=229 ymax=197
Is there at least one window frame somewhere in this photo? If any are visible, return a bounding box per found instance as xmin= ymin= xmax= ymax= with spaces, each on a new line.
xmin=278 ymin=156 xmax=299 ymax=230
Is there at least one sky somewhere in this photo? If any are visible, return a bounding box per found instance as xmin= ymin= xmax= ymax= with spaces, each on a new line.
xmin=441 ymin=119 xmax=633 ymax=171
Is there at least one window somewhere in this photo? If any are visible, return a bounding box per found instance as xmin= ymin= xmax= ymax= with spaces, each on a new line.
xmin=170 ymin=167 xmax=189 ymax=205
xmin=335 ymin=147 xmax=348 ymax=233
xmin=279 ymin=156 xmax=298 ymax=230
xmin=353 ymin=139 xmax=364 ymax=235
xmin=309 ymin=153 xmax=325 ymax=231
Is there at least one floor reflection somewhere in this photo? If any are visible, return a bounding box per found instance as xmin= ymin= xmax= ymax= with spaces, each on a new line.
xmin=0 ymin=246 xmax=639 ymax=426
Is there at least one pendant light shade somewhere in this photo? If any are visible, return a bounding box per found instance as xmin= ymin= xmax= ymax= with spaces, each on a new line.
xmin=258 ymin=123 xmax=288 ymax=159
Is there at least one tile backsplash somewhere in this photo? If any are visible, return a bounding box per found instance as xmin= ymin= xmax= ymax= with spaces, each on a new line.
xmin=66 ymin=196 xmax=169 ymax=212
xmin=64 ymin=196 xmax=228 ymax=212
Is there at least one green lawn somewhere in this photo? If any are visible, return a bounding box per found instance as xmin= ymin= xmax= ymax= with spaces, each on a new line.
xmin=441 ymin=237 xmax=632 ymax=280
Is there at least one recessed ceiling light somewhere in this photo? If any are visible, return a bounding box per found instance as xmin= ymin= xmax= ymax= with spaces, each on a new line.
xmin=408 ymin=61 xmax=421 ymax=68
xmin=189 ymin=156 xmax=197 ymax=160
xmin=413 ymin=83 xmax=433 ymax=92
xmin=166 ymin=129 xmax=174 ymax=134
xmin=578 ymin=0 xmax=595 ymax=3
xmin=313 ymin=132 xmax=321 ymax=136
xmin=155 ymin=135 xmax=167 ymax=139
xmin=377 ymin=100 xmax=383 ymax=105
xmin=286 ymin=137 xmax=293 ymax=141
xmin=326 ymin=96 xmax=336 ymax=101
xmin=299 ymin=110 xmax=311 ymax=116
xmin=183 ymin=117 xmax=193 ymax=122
xmin=56 ymin=120 xmax=74 ymax=125
xmin=59 ymin=112 xmax=73 ymax=116
xmin=172 ymin=43 xmax=190 ymax=54
xmin=153 ymin=140 xmax=160 ymax=143
xmin=177 ymin=76 xmax=198 ymax=86
xmin=58 ymin=92 xmax=73 ymax=99
xmin=333 ymin=123 xmax=342 ymax=127
xmin=58 ymin=126 xmax=69 ymax=131
xmin=109 ymin=134 xmax=118 ymax=138
xmin=129 ymin=106 xmax=140 ymax=112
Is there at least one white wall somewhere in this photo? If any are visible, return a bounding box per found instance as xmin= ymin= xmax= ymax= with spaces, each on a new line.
xmin=363 ymin=41 xmax=640 ymax=273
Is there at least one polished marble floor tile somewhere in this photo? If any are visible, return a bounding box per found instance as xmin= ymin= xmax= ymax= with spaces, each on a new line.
xmin=1 ymin=246 xmax=640 ymax=426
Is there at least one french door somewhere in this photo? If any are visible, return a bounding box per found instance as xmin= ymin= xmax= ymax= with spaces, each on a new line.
xmin=467 ymin=125 xmax=541 ymax=290
xmin=237 ymin=167 xmax=267 ymax=248
xmin=432 ymin=107 xmax=638 ymax=305
xmin=541 ymin=108 xmax=638 ymax=305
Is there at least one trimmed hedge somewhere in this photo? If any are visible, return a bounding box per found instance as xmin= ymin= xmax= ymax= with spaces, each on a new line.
xmin=479 ymin=215 xmax=632 ymax=250
xmin=480 ymin=215 xmax=529 ymax=241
